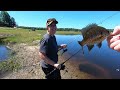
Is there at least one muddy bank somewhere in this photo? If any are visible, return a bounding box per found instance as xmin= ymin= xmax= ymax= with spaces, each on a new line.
xmin=0 ymin=43 xmax=104 ymax=79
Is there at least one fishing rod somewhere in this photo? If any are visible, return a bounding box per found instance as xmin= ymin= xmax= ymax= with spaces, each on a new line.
xmin=45 ymin=48 xmax=81 ymax=78
xmin=46 ymin=11 xmax=120 ymax=78
xmin=60 ymin=11 xmax=120 ymax=58
xmin=58 ymin=11 xmax=120 ymax=54
xmin=58 ymin=35 xmax=80 ymax=56
xmin=58 ymin=12 xmax=120 ymax=56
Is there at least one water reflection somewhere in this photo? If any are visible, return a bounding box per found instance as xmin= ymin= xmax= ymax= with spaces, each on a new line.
xmin=56 ymin=35 xmax=120 ymax=79
xmin=0 ymin=45 xmax=10 ymax=61
xmin=79 ymin=61 xmax=111 ymax=78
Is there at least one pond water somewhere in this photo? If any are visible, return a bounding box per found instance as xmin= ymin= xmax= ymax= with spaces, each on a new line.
xmin=56 ymin=35 xmax=120 ymax=79
xmin=0 ymin=45 xmax=10 ymax=61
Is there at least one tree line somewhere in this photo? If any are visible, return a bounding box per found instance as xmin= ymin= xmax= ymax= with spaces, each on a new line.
xmin=17 ymin=26 xmax=80 ymax=31
xmin=18 ymin=26 xmax=113 ymax=32
xmin=0 ymin=11 xmax=17 ymax=27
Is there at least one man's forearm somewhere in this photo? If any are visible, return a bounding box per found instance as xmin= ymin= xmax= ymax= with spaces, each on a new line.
xmin=39 ymin=52 xmax=56 ymax=66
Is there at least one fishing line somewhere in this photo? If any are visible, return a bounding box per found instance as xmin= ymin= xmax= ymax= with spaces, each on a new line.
xmin=96 ymin=11 xmax=120 ymax=57
xmin=81 ymin=11 xmax=120 ymax=53
xmin=57 ymin=34 xmax=81 ymax=56
xmin=58 ymin=11 xmax=120 ymax=56
xmin=61 ymin=11 xmax=119 ymax=60
xmin=58 ymin=34 xmax=80 ymax=48
xmin=83 ymin=11 xmax=120 ymax=68
xmin=98 ymin=11 xmax=120 ymax=25
xmin=59 ymin=11 xmax=120 ymax=56
xmin=60 ymin=41 xmax=83 ymax=78
xmin=57 ymin=35 xmax=82 ymax=74
xmin=46 ymin=11 xmax=120 ymax=78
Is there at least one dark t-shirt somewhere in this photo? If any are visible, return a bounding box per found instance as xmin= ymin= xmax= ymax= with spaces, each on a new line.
xmin=39 ymin=33 xmax=58 ymax=68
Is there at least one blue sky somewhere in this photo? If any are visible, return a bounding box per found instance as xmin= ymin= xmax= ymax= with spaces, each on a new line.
xmin=7 ymin=11 xmax=120 ymax=29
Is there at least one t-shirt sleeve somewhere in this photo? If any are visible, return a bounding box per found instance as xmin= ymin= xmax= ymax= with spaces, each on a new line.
xmin=39 ymin=38 xmax=47 ymax=54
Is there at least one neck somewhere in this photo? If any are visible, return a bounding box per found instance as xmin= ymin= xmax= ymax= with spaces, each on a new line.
xmin=47 ymin=31 xmax=54 ymax=36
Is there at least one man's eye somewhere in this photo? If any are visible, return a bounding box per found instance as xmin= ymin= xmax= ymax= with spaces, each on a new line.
xmin=52 ymin=25 xmax=55 ymax=27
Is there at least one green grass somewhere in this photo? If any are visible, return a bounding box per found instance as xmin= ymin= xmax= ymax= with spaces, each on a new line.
xmin=0 ymin=27 xmax=81 ymax=75
xmin=0 ymin=27 xmax=81 ymax=44
xmin=0 ymin=49 xmax=21 ymax=74
xmin=0 ymin=56 xmax=21 ymax=74
xmin=0 ymin=27 xmax=46 ymax=44
xmin=56 ymin=30 xmax=81 ymax=35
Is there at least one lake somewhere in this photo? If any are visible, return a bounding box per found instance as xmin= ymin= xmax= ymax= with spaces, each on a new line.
xmin=56 ymin=35 xmax=120 ymax=79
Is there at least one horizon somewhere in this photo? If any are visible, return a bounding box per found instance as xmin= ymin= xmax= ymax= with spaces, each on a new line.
xmin=5 ymin=11 xmax=120 ymax=29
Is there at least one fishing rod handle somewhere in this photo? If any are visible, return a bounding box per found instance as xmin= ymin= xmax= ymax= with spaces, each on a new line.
xmin=45 ymin=64 xmax=65 ymax=78
xmin=45 ymin=68 xmax=57 ymax=78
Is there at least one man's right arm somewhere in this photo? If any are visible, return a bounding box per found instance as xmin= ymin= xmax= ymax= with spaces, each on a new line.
xmin=39 ymin=52 xmax=55 ymax=66
xmin=39 ymin=52 xmax=61 ymax=69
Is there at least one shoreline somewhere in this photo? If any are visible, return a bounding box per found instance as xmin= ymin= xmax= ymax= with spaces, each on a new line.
xmin=0 ymin=43 xmax=106 ymax=79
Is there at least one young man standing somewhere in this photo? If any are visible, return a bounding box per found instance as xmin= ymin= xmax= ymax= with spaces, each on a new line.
xmin=39 ymin=18 xmax=67 ymax=79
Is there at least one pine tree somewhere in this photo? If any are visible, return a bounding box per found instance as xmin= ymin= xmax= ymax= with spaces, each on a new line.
xmin=0 ymin=11 xmax=17 ymax=27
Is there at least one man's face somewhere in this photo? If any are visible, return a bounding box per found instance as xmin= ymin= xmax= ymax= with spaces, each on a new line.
xmin=47 ymin=23 xmax=57 ymax=35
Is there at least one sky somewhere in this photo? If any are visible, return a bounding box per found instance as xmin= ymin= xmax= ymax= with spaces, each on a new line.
xmin=7 ymin=11 xmax=120 ymax=29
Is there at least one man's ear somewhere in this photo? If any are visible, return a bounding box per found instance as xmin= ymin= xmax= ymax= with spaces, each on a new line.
xmin=46 ymin=26 xmax=48 ymax=30
xmin=47 ymin=27 xmax=50 ymax=32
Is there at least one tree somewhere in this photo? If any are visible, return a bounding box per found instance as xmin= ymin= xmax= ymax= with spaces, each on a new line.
xmin=10 ymin=17 xmax=16 ymax=27
xmin=0 ymin=11 xmax=11 ymax=27
xmin=0 ymin=11 xmax=17 ymax=27
xmin=0 ymin=12 xmax=4 ymax=26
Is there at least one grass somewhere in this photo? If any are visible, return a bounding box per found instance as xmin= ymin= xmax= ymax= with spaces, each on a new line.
xmin=0 ymin=27 xmax=46 ymax=45
xmin=0 ymin=27 xmax=80 ymax=45
xmin=0 ymin=56 xmax=21 ymax=74
xmin=56 ymin=30 xmax=81 ymax=35
xmin=0 ymin=48 xmax=21 ymax=74
xmin=0 ymin=27 xmax=81 ymax=75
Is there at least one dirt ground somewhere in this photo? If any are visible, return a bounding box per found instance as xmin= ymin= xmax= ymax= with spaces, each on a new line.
xmin=0 ymin=43 xmax=105 ymax=79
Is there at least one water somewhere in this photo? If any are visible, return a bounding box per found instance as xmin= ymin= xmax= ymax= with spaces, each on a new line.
xmin=0 ymin=45 xmax=10 ymax=61
xmin=56 ymin=35 xmax=120 ymax=79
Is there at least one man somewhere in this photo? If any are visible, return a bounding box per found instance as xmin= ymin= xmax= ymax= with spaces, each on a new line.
xmin=39 ymin=18 xmax=67 ymax=79
xmin=107 ymin=26 xmax=120 ymax=52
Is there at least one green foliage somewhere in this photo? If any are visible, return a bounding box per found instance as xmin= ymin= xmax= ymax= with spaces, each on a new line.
xmin=17 ymin=26 xmax=46 ymax=30
xmin=10 ymin=17 xmax=16 ymax=27
xmin=56 ymin=31 xmax=81 ymax=35
xmin=0 ymin=11 xmax=17 ymax=27
xmin=0 ymin=57 xmax=21 ymax=74
xmin=0 ymin=27 xmax=46 ymax=44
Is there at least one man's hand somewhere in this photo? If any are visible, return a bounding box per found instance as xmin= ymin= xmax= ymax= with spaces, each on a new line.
xmin=60 ymin=44 xmax=67 ymax=49
xmin=53 ymin=64 xmax=65 ymax=70
xmin=54 ymin=64 xmax=61 ymax=69
xmin=107 ymin=26 xmax=120 ymax=52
